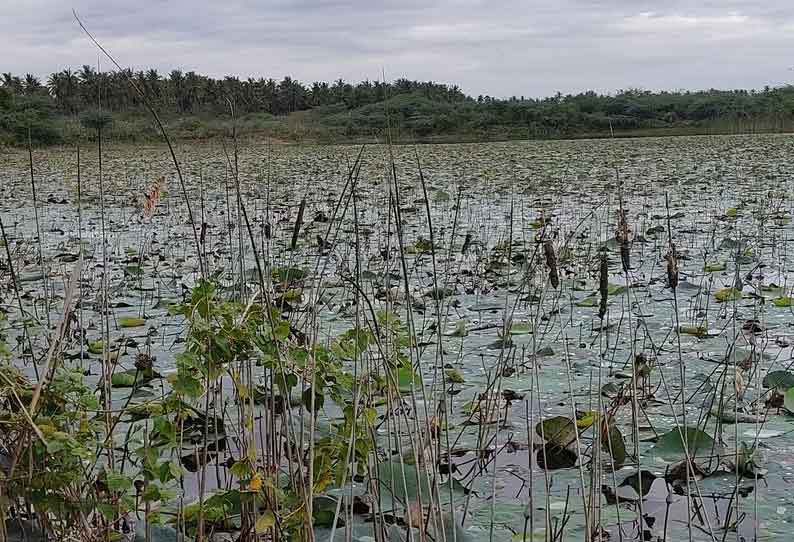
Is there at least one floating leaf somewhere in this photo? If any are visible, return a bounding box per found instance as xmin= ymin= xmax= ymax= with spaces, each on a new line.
xmin=509 ymin=321 xmax=533 ymax=335
xmin=679 ymin=324 xmax=708 ymax=337
xmin=529 ymin=217 xmax=548 ymax=229
xmin=607 ymin=283 xmax=627 ymax=296
xmin=704 ymin=262 xmax=726 ymax=272
xmin=111 ymin=368 xmax=159 ymax=388
xmin=650 ymin=426 xmax=718 ymax=461
xmin=763 ymin=370 xmax=794 ymax=391
xmin=725 ymin=208 xmax=738 ymax=218
xmin=602 ymin=422 xmax=626 ymax=466
xmin=376 ymin=460 xmax=464 ymax=508
xmin=615 ymin=470 xmax=657 ymax=499
xmin=396 ymin=365 xmax=422 ymax=393
xmin=446 ymin=320 xmax=468 ymax=337
xmin=407 ymin=238 xmax=434 ymax=253
xmin=714 ymin=288 xmax=741 ymax=302
xmin=445 ymin=368 xmax=465 ymax=384
xmin=773 ymin=296 xmax=794 ymax=307
xmin=536 ymin=444 xmax=576 ymax=470
xmin=536 ymin=416 xmax=577 ymax=448
xmin=784 ymin=387 xmax=794 ymax=414
xmin=761 ymin=284 xmax=785 ymax=298
xmin=575 ymin=411 xmax=597 ymax=429
xmin=433 ymin=190 xmax=450 ymax=202
xmin=272 ymin=266 xmax=307 ymax=283
xmin=125 ymin=265 xmax=144 ymax=276
xmin=111 ymin=371 xmax=139 ymax=388
xmin=119 ymin=316 xmax=146 ymax=328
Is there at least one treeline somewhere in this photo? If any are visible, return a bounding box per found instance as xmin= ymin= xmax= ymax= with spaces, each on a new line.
xmin=3 ymin=67 xmax=794 ymax=145
xmin=2 ymin=68 xmax=465 ymax=116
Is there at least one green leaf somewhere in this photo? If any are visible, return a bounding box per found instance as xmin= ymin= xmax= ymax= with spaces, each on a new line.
xmin=272 ymin=266 xmax=307 ymax=283
xmin=536 ymin=416 xmax=577 ymax=448
xmin=575 ymin=296 xmax=598 ymax=307
xmin=607 ymin=283 xmax=627 ymax=296
xmin=714 ymin=287 xmax=741 ymax=302
xmin=650 ymin=426 xmax=718 ymax=461
xmin=704 ymin=262 xmax=726 ymax=272
xmin=603 ymin=422 xmax=626 ymax=467
xmin=761 ymin=284 xmax=785 ymax=298
xmin=119 ymin=316 xmax=146 ymax=328
xmin=141 ymin=484 xmax=163 ymax=502
xmin=763 ymin=370 xmax=794 ymax=391
xmin=111 ymin=370 xmax=138 ymax=388
xmin=396 ymin=365 xmax=422 ymax=393
xmin=445 ymin=368 xmax=465 ymax=384
xmin=112 ymin=368 xmax=159 ymax=388
xmin=273 ymin=319 xmax=290 ymax=341
xmin=784 ymin=387 xmax=794 ymax=414
xmin=255 ymin=510 xmax=276 ymax=534
xmin=509 ymin=321 xmax=533 ymax=335
xmin=679 ymin=324 xmax=708 ymax=337
xmin=433 ymin=190 xmax=450 ymax=202
xmin=106 ymin=471 xmax=133 ymax=492
xmin=447 ymin=320 xmax=469 ymax=337
xmin=376 ymin=460 xmax=464 ymax=508
xmin=169 ymin=372 xmax=203 ymax=397
xmin=773 ymin=296 xmax=794 ymax=307
xmin=125 ymin=265 xmax=144 ymax=276
xmin=302 ymin=386 xmax=325 ymax=412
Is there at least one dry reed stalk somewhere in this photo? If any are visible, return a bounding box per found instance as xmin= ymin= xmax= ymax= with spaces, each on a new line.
xmin=598 ymin=251 xmax=608 ymax=320
xmin=143 ymin=175 xmax=165 ymax=218
xmin=543 ymin=240 xmax=559 ymax=289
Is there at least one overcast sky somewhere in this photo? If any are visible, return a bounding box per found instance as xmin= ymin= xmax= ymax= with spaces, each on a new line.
xmin=2 ymin=0 xmax=794 ymax=98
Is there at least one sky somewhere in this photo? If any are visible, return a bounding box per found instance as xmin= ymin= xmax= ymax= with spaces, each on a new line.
xmin=2 ymin=0 xmax=794 ymax=98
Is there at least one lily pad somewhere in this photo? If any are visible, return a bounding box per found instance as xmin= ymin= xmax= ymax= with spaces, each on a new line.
xmin=508 ymin=321 xmax=534 ymax=335
xmin=119 ymin=316 xmax=146 ymax=328
xmin=763 ymin=371 xmax=794 ymax=391
xmin=602 ymin=422 xmax=627 ymax=466
xmin=679 ymin=324 xmax=708 ymax=337
xmin=650 ymin=426 xmax=718 ymax=461
xmin=536 ymin=444 xmax=577 ymax=470
xmin=536 ymin=416 xmax=577 ymax=447
xmin=783 ymin=387 xmax=794 ymax=414
xmin=704 ymin=262 xmax=726 ymax=272
xmin=714 ymin=288 xmax=741 ymax=302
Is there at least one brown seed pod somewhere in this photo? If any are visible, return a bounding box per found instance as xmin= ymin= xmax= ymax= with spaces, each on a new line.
xmin=134 ymin=352 xmax=154 ymax=372
xmin=616 ymin=208 xmax=631 ymax=272
xmin=543 ymin=240 xmax=559 ymax=289
xmin=598 ymin=251 xmax=608 ymax=320
xmin=620 ymin=242 xmax=630 ymax=273
xmin=461 ymin=232 xmax=473 ymax=255
xmin=665 ymin=246 xmax=679 ymax=290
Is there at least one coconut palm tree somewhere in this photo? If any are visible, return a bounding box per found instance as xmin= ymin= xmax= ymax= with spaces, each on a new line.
xmin=23 ymin=74 xmax=44 ymax=95
xmin=1 ymin=73 xmax=23 ymax=94
xmin=47 ymin=69 xmax=80 ymax=113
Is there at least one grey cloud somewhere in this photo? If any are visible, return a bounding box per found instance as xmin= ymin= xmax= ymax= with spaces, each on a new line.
xmin=1 ymin=0 xmax=793 ymax=97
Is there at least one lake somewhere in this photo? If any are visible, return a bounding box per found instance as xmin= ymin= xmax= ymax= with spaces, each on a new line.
xmin=1 ymin=134 xmax=793 ymax=541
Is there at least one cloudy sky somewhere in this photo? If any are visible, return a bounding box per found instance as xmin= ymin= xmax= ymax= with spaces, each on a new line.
xmin=2 ymin=0 xmax=794 ymax=98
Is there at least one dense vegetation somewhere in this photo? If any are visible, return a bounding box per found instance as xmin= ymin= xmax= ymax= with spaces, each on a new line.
xmin=3 ymin=67 xmax=794 ymax=145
